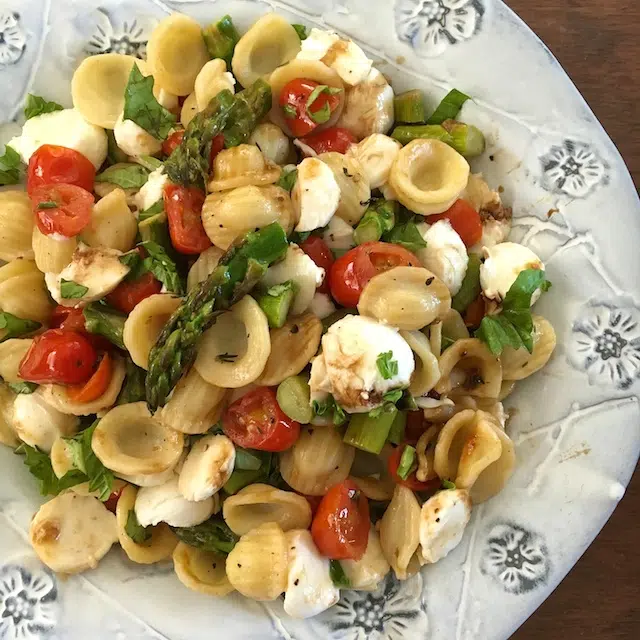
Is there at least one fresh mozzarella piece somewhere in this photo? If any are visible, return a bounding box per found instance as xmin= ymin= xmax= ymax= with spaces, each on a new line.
xmin=262 ymin=244 xmax=325 ymax=314
xmin=8 ymin=108 xmax=108 ymax=169
xmin=45 ymin=244 xmax=130 ymax=307
xmin=321 ymin=215 xmax=355 ymax=252
xmin=347 ymin=134 xmax=401 ymax=189
xmin=309 ymin=315 xmax=414 ymax=413
xmin=284 ymin=529 xmax=340 ymax=618
xmin=292 ymin=157 xmax=341 ymax=232
xmin=135 ymin=167 xmax=168 ymax=212
xmin=415 ymin=220 xmax=469 ymax=296
xmin=419 ymin=489 xmax=472 ymax=564
xmin=135 ymin=476 xmax=215 ymax=528
xmin=178 ymin=434 xmax=236 ymax=502
xmin=480 ymin=242 xmax=545 ymax=304
xmin=12 ymin=391 xmax=79 ymax=452
xmin=114 ymin=112 xmax=162 ymax=157
xmin=296 ymin=28 xmax=340 ymax=61
xmin=309 ymin=292 xmax=336 ymax=320
xmin=341 ymin=527 xmax=390 ymax=590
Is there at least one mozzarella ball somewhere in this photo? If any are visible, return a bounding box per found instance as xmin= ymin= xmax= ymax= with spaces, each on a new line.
xmin=292 ymin=157 xmax=341 ymax=232
xmin=249 ymin=123 xmax=293 ymax=165
xmin=114 ymin=112 xmax=162 ymax=157
xmin=321 ymin=215 xmax=355 ymax=252
xmin=309 ymin=292 xmax=337 ymax=320
xmin=347 ymin=134 xmax=401 ymax=189
xmin=134 ymin=167 xmax=168 ymax=213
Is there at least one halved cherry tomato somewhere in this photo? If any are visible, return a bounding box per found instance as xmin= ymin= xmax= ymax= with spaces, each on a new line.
xmin=387 ymin=444 xmax=440 ymax=492
xmin=209 ymin=134 xmax=225 ymax=170
xmin=163 ymin=183 xmax=212 ymax=255
xmin=463 ymin=294 xmax=486 ymax=328
xmin=31 ymin=183 xmax=94 ymax=237
xmin=19 ymin=329 xmax=97 ymax=386
xmin=27 ymin=145 xmax=96 ymax=196
xmin=300 ymin=236 xmax=334 ymax=294
xmin=106 ymin=272 xmax=163 ymax=314
xmin=49 ymin=305 xmax=112 ymax=351
xmin=311 ymin=479 xmax=370 ymax=560
xmin=429 ymin=199 xmax=482 ymax=248
xmin=66 ymin=353 xmax=113 ymax=403
xmin=223 ymin=387 xmax=301 ymax=452
xmin=405 ymin=410 xmax=428 ymax=445
xmin=162 ymin=130 xmax=185 ymax=157
xmin=104 ymin=485 xmax=125 ymax=514
xmin=279 ymin=78 xmax=342 ymax=138
xmin=328 ymin=241 xmax=421 ymax=307
xmin=299 ymin=127 xmax=357 ymax=155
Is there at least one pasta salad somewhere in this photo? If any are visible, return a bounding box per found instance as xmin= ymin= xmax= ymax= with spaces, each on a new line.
xmin=0 ymin=11 xmax=556 ymax=617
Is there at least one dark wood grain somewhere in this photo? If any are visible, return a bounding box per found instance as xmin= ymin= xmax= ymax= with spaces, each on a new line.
xmin=505 ymin=2 xmax=640 ymax=637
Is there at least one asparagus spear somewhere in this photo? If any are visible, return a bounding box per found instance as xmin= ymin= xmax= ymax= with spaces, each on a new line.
xmin=202 ymin=15 xmax=240 ymax=68
xmin=145 ymin=222 xmax=288 ymax=410
xmin=255 ymin=280 xmax=296 ymax=328
xmin=83 ymin=304 xmax=126 ymax=350
xmin=391 ymin=119 xmax=485 ymax=157
xmin=353 ymin=199 xmax=397 ymax=245
xmin=394 ymin=89 xmax=425 ymax=123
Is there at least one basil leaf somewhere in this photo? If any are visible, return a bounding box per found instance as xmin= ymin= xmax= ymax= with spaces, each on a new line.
xmin=15 ymin=443 xmax=85 ymax=496
xmin=283 ymin=104 xmax=297 ymax=119
xmin=117 ymin=358 xmax=147 ymax=405
xmin=106 ymin=130 xmax=128 ymax=165
xmin=140 ymin=240 xmax=184 ymax=295
xmin=442 ymin=479 xmax=456 ymax=490
xmin=309 ymin=101 xmax=331 ymax=124
xmin=95 ymin=163 xmax=149 ymax=189
xmin=277 ymin=168 xmax=298 ymax=192
xmin=0 ymin=145 xmax=23 ymax=186
xmin=24 ymin=94 xmax=64 ymax=120
xmin=292 ymin=24 xmax=308 ymax=40
xmin=312 ymin=394 xmax=347 ymax=426
xmin=138 ymin=199 xmax=164 ymax=221
xmin=37 ymin=201 xmax=58 ymax=210
xmin=60 ymin=279 xmax=88 ymax=299
xmin=125 ymin=509 xmax=152 ymax=544
xmin=123 ymin=65 xmax=176 ymax=140
xmin=172 ymin=518 xmax=238 ymax=555
xmin=119 ymin=250 xmax=147 ymax=281
xmin=135 ymin=155 xmax=164 ymax=172
xmin=383 ymin=218 xmax=427 ymax=253
xmin=426 ymin=89 xmax=471 ymax=125
xmin=382 ymin=389 xmax=403 ymax=404
xmin=0 ymin=312 xmax=40 ymax=342
xmin=376 ymin=351 xmax=398 ymax=380
xmin=7 ymin=381 xmax=38 ymax=394
xmin=329 ymin=560 xmax=351 ymax=588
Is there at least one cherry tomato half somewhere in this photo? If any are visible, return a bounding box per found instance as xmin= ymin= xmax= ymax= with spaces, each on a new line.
xmin=298 ymin=127 xmax=357 ymax=155
xmin=27 ymin=145 xmax=96 ymax=196
xmin=223 ymin=387 xmax=301 ymax=452
xmin=163 ymin=183 xmax=212 ymax=255
xmin=31 ymin=183 xmax=94 ymax=237
xmin=300 ymin=236 xmax=334 ymax=294
xmin=328 ymin=241 xmax=421 ymax=307
xmin=429 ymin=199 xmax=482 ymax=248
xmin=311 ymin=479 xmax=370 ymax=560
xmin=66 ymin=353 xmax=113 ymax=403
xmin=106 ymin=272 xmax=163 ymax=314
xmin=49 ymin=305 xmax=112 ymax=351
xmin=279 ymin=78 xmax=342 ymax=138
xmin=19 ymin=329 xmax=98 ymax=386
xmin=463 ymin=294 xmax=486 ymax=328
xmin=387 ymin=444 xmax=440 ymax=492
xmin=162 ymin=130 xmax=185 ymax=157
xmin=104 ymin=485 xmax=125 ymax=514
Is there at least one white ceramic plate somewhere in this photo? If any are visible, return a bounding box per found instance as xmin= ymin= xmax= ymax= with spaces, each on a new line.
xmin=0 ymin=1 xmax=638 ymax=639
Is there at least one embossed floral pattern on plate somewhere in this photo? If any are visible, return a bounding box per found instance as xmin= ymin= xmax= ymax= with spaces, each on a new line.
xmin=85 ymin=8 xmax=155 ymax=59
xmin=0 ymin=12 xmax=26 ymax=68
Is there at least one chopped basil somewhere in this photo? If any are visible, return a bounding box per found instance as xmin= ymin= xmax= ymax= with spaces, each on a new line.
xmin=0 ymin=311 xmax=41 ymax=342
xmin=24 ymin=94 xmax=64 ymax=120
xmin=292 ymin=24 xmax=308 ymax=40
xmin=0 ymin=145 xmax=22 ymax=186
xmin=60 ymin=279 xmax=89 ymax=299
xmin=172 ymin=518 xmax=238 ymax=555
xmin=37 ymin=200 xmax=58 ymax=210
xmin=95 ymin=163 xmax=150 ymax=189
xmin=276 ymin=168 xmax=298 ymax=192
xmin=283 ymin=104 xmax=297 ymax=119
xmin=125 ymin=509 xmax=152 ymax=544
xmin=312 ymin=395 xmax=347 ymax=426
xmin=376 ymin=351 xmax=398 ymax=380
xmin=7 ymin=381 xmax=38 ymax=394
xmin=138 ymin=200 xmax=164 ymax=221
xmin=329 ymin=560 xmax=351 ymax=588
xmin=139 ymin=240 xmax=184 ymax=295
xmin=15 ymin=443 xmax=85 ymax=496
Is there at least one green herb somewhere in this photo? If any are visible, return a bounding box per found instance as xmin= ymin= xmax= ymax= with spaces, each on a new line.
xmin=234 ymin=448 xmax=264 ymax=472
xmin=292 ymin=24 xmax=308 ymax=40
xmin=451 ymin=253 xmax=482 ymax=313
xmin=106 ymin=130 xmax=128 ymax=165
xmin=123 ymin=65 xmax=176 ymax=140
xmin=383 ymin=218 xmax=427 ymax=253
xmin=135 ymin=156 xmax=164 ymax=172
xmin=60 ymin=279 xmax=88 ymax=299
xmin=441 ymin=335 xmax=456 ymax=350
xmin=125 ymin=509 xmax=152 ymax=544
xmin=24 ymin=94 xmax=64 ymax=120
xmin=7 ymin=381 xmax=38 ymax=394
xmin=140 ymin=240 xmax=185 ymax=295
xmin=83 ymin=304 xmax=126 ymax=350
xmin=475 ymin=269 xmax=551 ymax=355
xmin=37 ymin=201 xmax=58 ymax=210
xmin=426 ymin=88 xmax=470 ymax=125
xmin=396 ymin=444 xmax=417 ymax=480
xmin=276 ymin=168 xmax=297 ymax=192
xmin=283 ymin=104 xmax=297 ymax=119
xmin=312 ymin=395 xmax=347 ymax=426
xmin=173 ymin=517 xmax=238 ymax=554
xmin=117 ymin=358 xmax=147 ymax=405
xmin=383 ymin=389 xmax=404 ymax=404
xmin=0 ymin=145 xmax=22 ymax=186
xmin=442 ymin=479 xmax=456 ymax=490
xmin=306 ymin=85 xmax=341 ymax=124
xmin=95 ymin=163 xmax=150 ymax=189
xmin=119 ymin=250 xmax=146 ymax=280
xmin=15 ymin=444 xmax=85 ymax=496
xmin=376 ymin=351 xmax=398 ymax=380
xmin=138 ymin=200 xmax=164 ymax=221
xmin=308 ymin=102 xmax=331 ymax=124
xmin=202 ymin=15 xmax=240 ymax=68
xmin=0 ymin=312 xmax=40 ymax=342
xmin=329 ymin=560 xmax=351 ymax=588
xmin=354 ymin=199 xmax=397 ymax=245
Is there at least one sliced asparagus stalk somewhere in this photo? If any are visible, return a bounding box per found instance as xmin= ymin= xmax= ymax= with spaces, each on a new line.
xmin=391 ymin=120 xmax=485 ymax=157
xmin=394 ymin=89 xmax=425 ymax=123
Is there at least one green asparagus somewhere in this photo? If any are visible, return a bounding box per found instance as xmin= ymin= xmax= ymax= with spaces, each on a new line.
xmin=394 ymin=89 xmax=425 ymax=123
xmin=277 ymin=375 xmax=312 ymax=423
xmin=145 ymin=223 xmax=288 ymax=410
xmin=396 ymin=444 xmax=417 ymax=480
xmin=202 ymin=15 xmax=240 ymax=68
xmin=426 ymin=88 xmax=470 ymax=124
xmin=343 ymin=404 xmax=398 ymax=454
xmin=83 ymin=304 xmax=126 ymax=350
xmin=391 ymin=120 xmax=485 ymax=157
xmin=353 ymin=199 xmax=397 ymax=245
xmin=255 ymin=281 xmax=296 ymax=328
xmin=117 ymin=358 xmax=147 ymax=405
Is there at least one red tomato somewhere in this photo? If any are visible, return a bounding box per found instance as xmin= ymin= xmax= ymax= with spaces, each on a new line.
xmin=104 ymin=486 xmax=124 ymax=514
xmin=27 ymin=145 xmax=95 ymax=196
xmin=209 ymin=134 xmax=225 ymax=170
xmin=387 ymin=445 xmax=440 ymax=492
xmin=299 ymin=127 xmax=357 ymax=155
xmin=19 ymin=329 xmax=97 ymax=385
xmin=300 ymin=236 xmax=334 ymax=294
xmin=66 ymin=353 xmax=113 ymax=403
xmin=51 ymin=305 xmax=86 ymax=332
xmin=329 ymin=242 xmax=421 ymax=307
xmin=404 ymin=410 xmax=428 ymax=445
xmin=463 ymin=294 xmax=486 ymax=328
xmin=429 ymin=199 xmax=482 ymax=247
xmin=31 ymin=183 xmax=94 ymax=237
xmin=304 ymin=495 xmax=323 ymax=517
xmin=106 ymin=272 xmax=163 ymax=314
xmin=162 ymin=130 xmax=184 ymax=157
xmin=311 ymin=480 xmax=370 ymax=560
xmin=163 ymin=183 xmax=212 ymax=255
xmin=223 ymin=387 xmax=301 ymax=452
xmin=279 ymin=78 xmax=342 ymax=138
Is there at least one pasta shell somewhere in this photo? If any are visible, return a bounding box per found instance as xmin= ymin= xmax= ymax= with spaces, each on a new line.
xmin=123 ymin=294 xmax=182 ymax=370
xmin=223 ymin=483 xmax=312 ymax=536
xmin=435 ymin=338 xmax=503 ymax=398
xmin=500 ymin=315 xmax=556 ymax=380
xmin=498 ymin=380 xmax=517 ymax=401
xmin=248 ymin=123 xmax=294 ymax=166
xmin=147 ymin=14 xmax=210 ymax=96
xmin=280 ymin=425 xmax=355 ymax=496
xmin=173 ymin=542 xmax=233 ymax=596
xmin=208 ymin=144 xmax=280 ymax=192
xmin=256 ymin=313 xmax=322 ymax=386
xmin=0 ymin=257 xmax=39 ymax=284
xmin=0 ymin=190 xmax=35 ymax=261
xmin=358 ymin=266 xmax=451 ymax=330
xmin=195 ymin=59 xmax=236 ymax=111
xmin=0 ymin=338 xmax=32 ymax=382
xmin=0 ymin=384 xmax=19 ymax=448
xmin=428 ymin=320 xmax=443 ymax=357
xmin=0 ymin=262 xmax=53 ymax=324
xmin=92 ymin=402 xmax=184 ymax=476
xmin=187 ymin=246 xmax=224 ymax=291
xmin=388 ymin=139 xmax=470 ymax=215
xmin=82 ymin=187 xmax=137 ymax=253
xmin=72 ymin=54 xmax=148 ymax=129
xmin=202 ymin=185 xmax=294 ymax=250
xmin=401 ymin=329 xmax=440 ymax=397
xmin=194 ymin=295 xmax=271 ymax=389
xmin=32 ymin=226 xmax=77 ymax=274
xmin=232 ymin=14 xmax=301 ymax=89
xmin=180 ymin=92 xmax=199 ymax=128
xmin=341 ymin=527 xmax=390 ymax=591
xmin=349 ymin=475 xmax=395 ymax=501
xmin=415 ymin=425 xmax=441 ymax=482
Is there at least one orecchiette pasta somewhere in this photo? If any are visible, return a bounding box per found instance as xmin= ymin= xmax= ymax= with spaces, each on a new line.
xmin=208 ymin=144 xmax=280 ymax=192
xmin=415 ymin=425 xmax=441 ymax=483
xmin=0 ymin=384 xmax=19 ymax=448
xmin=225 ymin=522 xmax=288 ymax=601
xmin=174 ymin=542 xmax=234 ymax=596
xmin=341 ymin=528 xmax=390 ymax=591
xmin=388 ymin=139 xmax=470 ymax=215
xmin=500 ymin=314 xmax=556 ymax=380
xmin=123 ymin=294 xmax=182 ymax=370
xmin=0 ymin=190 xmax=35 ymax=261
xmin=358 ymin=266 xmax=451 ymax=330
xmin=180 ymin=92 xmax=199 ymax=128
xmin=202 ymin=185 xmax=294 ymax=250
xmin=232 ymin=14 xmax=301 ymax=90
xmin=346 ymin=134 xmax=401 ymax=189
xmin=194 ymin=295 xmax=271 ymax=388
xmin=32 ymin=226 xmax=77 ymax=274
xmin=248 ymin=123 xmax=293 ymax=165
xmin=441 ymin=308 xmax=470 ymax=343
xmin=349 ymin=475 xmax=395 ymax=501
xmin=0 ymin=259 xmax=53 ymax=324
xmin=82 ymin=188 xmax=138 ymax=252
xmin=429 ymin=320 xmax=443 ymax=357
xmin=0 ymin=338 xmax=33 ymax=382
xmin=280 ymin=426 xmax=355 ymax=496
xmin=195 ymin=59 xmax=236 ymax=111
xmin=400 ymin=329 xmax=441 ymax=397
xmin=187 ymin=246 xmax=224 ymax=291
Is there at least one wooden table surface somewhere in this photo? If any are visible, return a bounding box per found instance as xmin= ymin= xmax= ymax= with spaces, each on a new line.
xmin=504 ymin=1 xmax=640 ymax=638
